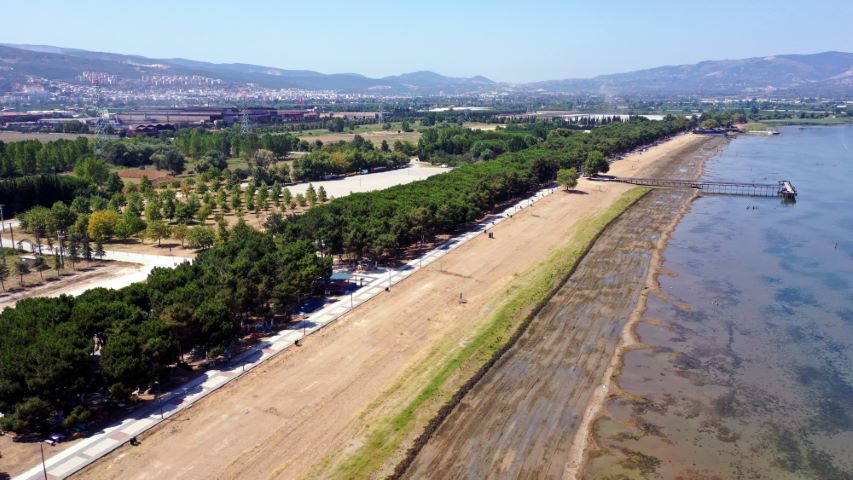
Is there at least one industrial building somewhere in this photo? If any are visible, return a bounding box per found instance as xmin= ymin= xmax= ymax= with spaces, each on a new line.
xmin=115 ymin=107 xmax=282 ymax=127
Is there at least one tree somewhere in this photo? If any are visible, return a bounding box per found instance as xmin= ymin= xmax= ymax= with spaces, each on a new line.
xmin=53 ymin=253 xmax=64 ymax=276
xmin=197 ymin=150 xmax=227 ymax=173
xmin=172 ymin=224 xmax=189 ymax=247
xmin=282 ymin=187 xmax=292 ymax=207
xmin=95 ymin=239 xmax=106 ymax=260
xmin=0 ymin=261 xmax=9 ymax=291
xmin=87 ymin=209 xmax=122 ymax=241
xmin=82 ymin=238 xmax=93 ymax=262
xmin=15 ymin=260 xmax=30 ymax=287
xmin=73 ymin=156 xmax=111 ymax=184
xmin=0 ymin=397 xmax=51 ymax=433
xmin=401 ymin=120 xmax=413 ymax=132
xmin=557 ymin=167 xmax=579 ymax=191
xmin=186 ymin=227 xmax=216 ymax=250
xmin=145 ymin=220 xmax=171 ymax=246
xmin=305 ymin=184 xmax=317 ymax=206
xmin=68 ymin=237 xmax=80 ymax=270
xmin=318 ymin=185 xmax=328 ymax=203
xmin=583 ymin=151 xmax=609 ymax=176
xmin=270 ymin=181 xmax=282 ymax=206
xmin=32 ymin=256 xmax=49 ymax=281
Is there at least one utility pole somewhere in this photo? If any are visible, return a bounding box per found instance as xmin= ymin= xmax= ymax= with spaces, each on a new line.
xmin=40 ymin=442 xmax=48 ymax=479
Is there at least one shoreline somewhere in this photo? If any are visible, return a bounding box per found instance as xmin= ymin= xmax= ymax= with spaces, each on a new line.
xmin=567 ymin=135 xmax=730 ymax=478
xmin=398 ymin=135 xmax=728 ymax=479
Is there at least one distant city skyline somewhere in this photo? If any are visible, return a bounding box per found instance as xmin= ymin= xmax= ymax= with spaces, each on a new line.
xmin=5 ymin=0 xmax=853 ymax=83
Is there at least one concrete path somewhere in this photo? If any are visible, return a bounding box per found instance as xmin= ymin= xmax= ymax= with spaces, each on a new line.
xmin=13 ymin=185 xmax=557 ymax=480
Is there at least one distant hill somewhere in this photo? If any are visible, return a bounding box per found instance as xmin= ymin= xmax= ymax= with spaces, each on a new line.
xmin=530 ymin=52 xmax=853 ymax=96
xmin=0 ymin=44 xmax=494 ymax=94
xmin=1 ymin=44 xmax=851 ymax=96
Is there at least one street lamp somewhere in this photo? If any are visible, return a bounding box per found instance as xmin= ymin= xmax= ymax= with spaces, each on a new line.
xmin=40 ymin=441 xmax=48 ymax=479
xmin=154 ymin=381 xmax=164 ymax=420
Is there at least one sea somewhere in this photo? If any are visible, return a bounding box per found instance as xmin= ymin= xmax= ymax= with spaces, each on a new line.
xmin=586 ymin=125 xmax=853 ymax=479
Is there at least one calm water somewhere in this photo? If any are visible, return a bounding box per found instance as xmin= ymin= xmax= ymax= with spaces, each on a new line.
xmin=587 ymin=125 xmax=853 ymax=479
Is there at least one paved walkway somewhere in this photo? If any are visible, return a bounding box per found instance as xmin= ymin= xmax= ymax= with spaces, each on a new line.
xmin=13 ymin=185 xmax=557 ymax=480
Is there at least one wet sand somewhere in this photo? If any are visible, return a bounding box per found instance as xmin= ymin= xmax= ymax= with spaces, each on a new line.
xmin=584 ymin=125 xmax=853 ymax=479
xmin=402 ymin=136 xmax=727 ymax=479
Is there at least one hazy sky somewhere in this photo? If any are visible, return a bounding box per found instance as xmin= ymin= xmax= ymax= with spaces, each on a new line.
xmin=4 ymin=0 xmax=852 ymax=83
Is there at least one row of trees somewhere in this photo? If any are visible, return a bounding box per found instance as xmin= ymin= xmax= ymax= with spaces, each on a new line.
xmin=291 ymin=135 xmax=409 ymax=181
xmin=173 ymin=129 xmax=301 ymax=160
xmin=0 ymin=137 xmax=91 ymax=178
xmin=0 ymin=174 xmax=92 ymax=217
xmin=271 ymin=118 xmax=694 ymax=261
xmin=0 ymin=221 xmax=330 ymax=434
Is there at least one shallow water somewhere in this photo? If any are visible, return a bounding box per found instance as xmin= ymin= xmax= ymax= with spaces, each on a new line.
xmin=586 ymin=125 xmax=853 ymax=479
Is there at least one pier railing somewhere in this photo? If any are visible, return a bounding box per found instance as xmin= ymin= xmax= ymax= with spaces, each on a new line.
xmin=609 ymin=177 xmax=797 ymax=198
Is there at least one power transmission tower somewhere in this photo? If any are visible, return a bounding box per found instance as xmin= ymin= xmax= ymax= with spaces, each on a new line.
xmin=91 ymin=80 xmax=112 ymax=156
xmin=237 ymin=93 xmax=252 ymax=136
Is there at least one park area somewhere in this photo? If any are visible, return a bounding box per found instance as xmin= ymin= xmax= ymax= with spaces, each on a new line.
xmin=66 ymin=134 xmax=714 ymax=480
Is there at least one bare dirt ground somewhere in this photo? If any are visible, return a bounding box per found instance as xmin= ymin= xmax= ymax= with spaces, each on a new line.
xmin=0 ymin=132 xmax=96 ymax=142
xmin=72 ymin=134 xmax=718 ymax=480
xmin=298 ymin=129 xmax=421 ymax=145
xmin=403 ymin=136 xmax=726 ymax=479
xmin=463 ymin=122 xmax=500 ymax=131
xmin=0 ymin=261 xmax=141 ymax=311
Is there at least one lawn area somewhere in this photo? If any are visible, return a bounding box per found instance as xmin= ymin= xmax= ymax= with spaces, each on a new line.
xmin=762 ymin=117 xmax=853 ymax=126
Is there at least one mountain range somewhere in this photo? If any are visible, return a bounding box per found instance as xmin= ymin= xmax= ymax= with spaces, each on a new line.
xmin=1 ymin=43 xmax=852 ymax=96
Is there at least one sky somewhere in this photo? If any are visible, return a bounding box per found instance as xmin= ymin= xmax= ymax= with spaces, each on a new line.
xmin=4 ymin=0 xmax=853 ymax=83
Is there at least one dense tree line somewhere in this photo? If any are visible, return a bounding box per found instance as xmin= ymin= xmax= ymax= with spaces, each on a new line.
xmin=291 ymin=135 xmax=408 ymax=181
xmin=417 ymin=126 xmax=539 ymax=164
xmin=173 ymin=128 xmax=300 ymax=159
xmin=0 ymin=137 xmax=91 ymax=178
xmin=272 ymin=118 xmax=693 ymax=260
xmin=0 ymin=175 xmax=93 ymax=216
xmin=541 ymin=116 xmax=693 ymax=167
xmin=0 ymin=221 xmax=329 ymax=434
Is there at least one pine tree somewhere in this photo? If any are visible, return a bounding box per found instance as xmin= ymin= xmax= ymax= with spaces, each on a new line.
xmin=82 ymin=238 xmax=93 ymax=262
xmin=32 ymin=256 xmax=48 ymax=281
xmin=0 ymin=261 xmax=9 ymax=291
xmin=68 ymin=237 xmax=80 ymax=270
xmin=15 ymin=261 xmax=30 ymax=287
xmin=95 ymin=240 xmax=106 ymax=261
xmin=53 ymin=253 xmax=64 ymax=277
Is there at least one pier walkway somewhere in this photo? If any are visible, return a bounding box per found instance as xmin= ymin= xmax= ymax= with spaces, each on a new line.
xmin=607 ymin=177 xmax=797 ymax=198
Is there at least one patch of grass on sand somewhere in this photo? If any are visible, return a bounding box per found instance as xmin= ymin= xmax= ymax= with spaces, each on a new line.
xmin=331 ymin=187 xmax=651 ymax=479
xmin=740 ymin=122 xmax=767 ymax=131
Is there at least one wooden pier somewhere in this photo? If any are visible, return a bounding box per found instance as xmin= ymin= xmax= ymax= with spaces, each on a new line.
xmin=609 ymin=177 xmax=798 ymax=198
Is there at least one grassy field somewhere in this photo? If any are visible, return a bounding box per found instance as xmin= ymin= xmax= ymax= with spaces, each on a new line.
xmin=331 ymin=187 xmax=651 ymax=478
xmin=762 ymin=117 xmax=853 ymax=126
